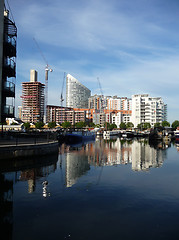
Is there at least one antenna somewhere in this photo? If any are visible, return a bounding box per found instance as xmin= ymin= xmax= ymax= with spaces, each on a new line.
xmin=33 ymin=37 xmax=53 ymax=123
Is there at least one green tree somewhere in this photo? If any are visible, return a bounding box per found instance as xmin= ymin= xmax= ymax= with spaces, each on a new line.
xmin=48 ymin=122 xmax=56 ymax=128
xmin=88 ymin=122 xmax=95 ymax=128
xmin=75 ymin=121 xmax=86 ymax=128
xmin=143 ymin=122 xmax=151 ymax=129
xmin=120 ymin=122 xmax=127 ymax=130
xmin=162 ymin=121 xmax=170 ymax=127
xmin=104 ymin=122 xmax=110 ymax=130
xmin=23 ymin=122 xmax=30 ymax=130
xmin=172 ymin=120 xmax=179 ymax=129
xmin=109 ymin=123 xmax=117 ymax=130
xmin=126 ymin=122 xmax=134 ymax=129
xmin=35 ymin=122 xmax=44 ymax=129
xmin=154 ymin=122 xmax=161 ymax=128
xmin=61 ymin=121 xmax=71 ymax=128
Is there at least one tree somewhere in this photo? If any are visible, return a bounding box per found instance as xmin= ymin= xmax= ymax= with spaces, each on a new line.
xmin=126 ymin=122 xmax=134 ymax=129
xmin=137 ymin=122 xmax=151 ymax=130
xmin=143 ymin=122 xmax=151 ymax=129
xmin=61 ymin=121 xmax=71 ymax=128
xmin=120 ymin=122 xmax=126 ymax=130
xmin=104 ymin=122 xmax=110 ymax=130
xmin=48 ymin=122 xmax=56 ymax=129
xmin=109 ymin=123 xmax=117 ymax=130
xmin=88 ymin=122 xmax=95 ymax=128
xmin=172 ymin=120 xmax=179 ymax=129
xmin=35 ymin=122 xmax=44 ymax=129
xmin=23 ymin=122 xmax=30 ymax=130
xmin=162 ymin=121 xmax=170 ymax=127
xmin=75 ymin=121 xmax=86 ymax=128
xmin=154 ymin=122 xmax=161 ymax=128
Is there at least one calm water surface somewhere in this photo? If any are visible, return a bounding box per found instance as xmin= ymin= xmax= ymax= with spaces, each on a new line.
xmin=1 ymin=138 xmax=179 ymax=240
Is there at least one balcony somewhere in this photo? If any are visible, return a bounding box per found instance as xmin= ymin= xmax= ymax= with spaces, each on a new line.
xmin=4 ymin=39 xmax=16 ymax=58
xmin=3 ymin=105 xmax=14 ymax=118
xmin=3 ymin=59 xmax=16 ymax=78
xmin=3 ymin=81 xmax=15 ymax=97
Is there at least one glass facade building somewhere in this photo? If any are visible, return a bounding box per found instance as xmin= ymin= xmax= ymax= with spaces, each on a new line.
xmin=66 ymin=74 xmax=91 ymax=109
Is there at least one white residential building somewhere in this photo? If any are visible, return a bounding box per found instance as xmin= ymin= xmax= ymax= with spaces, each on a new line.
xmin=131 ymin=94 xmax=167 ymax=128
xmin=66 ymin=74 xmax=91 ymax=109
xmin=107 ymin=96 xmax=132 ymax=111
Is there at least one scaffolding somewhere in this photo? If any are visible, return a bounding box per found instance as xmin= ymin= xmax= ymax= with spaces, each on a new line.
xmin=21 ymin=82 xmax=45 ymax=123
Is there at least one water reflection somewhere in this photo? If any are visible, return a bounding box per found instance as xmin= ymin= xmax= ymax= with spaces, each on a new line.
xmin=1 ymin=138 xmax=179 ymax=240
xmin=57 ymin=138 xmax=173 ymax=188
xmin=0 ymin=154 xmax=58 ymax=240
xmin=0 ymin=173 xmax=13 ymax=240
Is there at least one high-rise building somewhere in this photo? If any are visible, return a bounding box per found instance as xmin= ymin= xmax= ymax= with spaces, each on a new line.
xmin=131 ymin=94 xmax=167 ymax=128
xmin=0 ymin=1 xmax=17 ymax=123
xmin=106 ymin=96 xmax=132 ymax=111
xmin=21 ymin=70 xmax=45 ymax=123
xmin=66 ymin=74 xmax=91 ymax=109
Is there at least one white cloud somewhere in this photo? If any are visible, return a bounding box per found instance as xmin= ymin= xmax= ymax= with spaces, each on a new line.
xmin=7 ymin=0 xmax=179 ymax=122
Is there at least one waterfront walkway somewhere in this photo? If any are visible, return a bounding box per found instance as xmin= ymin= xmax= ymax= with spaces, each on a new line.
xmin=0 ymin=132 xmax=59 ymax=160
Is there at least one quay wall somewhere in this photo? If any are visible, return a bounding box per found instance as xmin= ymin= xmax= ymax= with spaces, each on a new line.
xmin=0 ymin=141 xmax=59 ymax=160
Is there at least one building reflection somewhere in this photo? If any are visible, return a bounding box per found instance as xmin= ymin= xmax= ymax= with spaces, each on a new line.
xmin=62 ymin=138 xmax=169 ymax=187
xmin=0 ymin=173 xmax=13 ymax=240
xmin=66 ymin=151 xmax=90 ymax=188
xmin=0 ymin=154 xmax=58 ymax=239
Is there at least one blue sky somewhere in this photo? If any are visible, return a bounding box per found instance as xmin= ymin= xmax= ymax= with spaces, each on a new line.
xmin=7 ymin=0 xmax=179 ymax=123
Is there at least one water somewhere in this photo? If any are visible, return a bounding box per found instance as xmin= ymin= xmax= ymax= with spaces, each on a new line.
xmin=1 ymin=138 xmax=179 ymax=240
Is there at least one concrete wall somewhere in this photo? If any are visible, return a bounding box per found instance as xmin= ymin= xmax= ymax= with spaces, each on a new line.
xmin=0 ymin=141 xmax=59 ymax=160
xmin=0 ymin=0 xmax=4 ymax=122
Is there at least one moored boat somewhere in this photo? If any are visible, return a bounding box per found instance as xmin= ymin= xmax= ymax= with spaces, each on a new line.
xmin=174 ymin=128 xmax=179 ymax=143
xmin=63 ymin=130 xmax=95 ymax=144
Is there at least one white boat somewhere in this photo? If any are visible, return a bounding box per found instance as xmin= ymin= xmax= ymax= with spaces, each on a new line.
xmin=174 ymin=128 xmax=179 ymax=142
xmin=103 ymin=130 xmax=120 ymax=137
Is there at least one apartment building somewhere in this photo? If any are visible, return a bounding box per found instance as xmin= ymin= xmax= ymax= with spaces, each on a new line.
xmin=47 ymin=105 xmax=91 ymax=125
xmin=21 ymin=70 xmax=45 ymax=123
xmin=66 ymin=74 xmax=91 ymax=109
xmin=131 ymin=94 xmax=167 ymax=128
xmin=107 ymin=96 xmax=132 ymax=111
xmin=88 ymin=94 xmax=108 ymax=111
xmin=0 ymin=2 xmax=17 ymax=123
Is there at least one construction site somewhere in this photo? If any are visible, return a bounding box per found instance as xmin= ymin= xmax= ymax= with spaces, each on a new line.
xmin=21 ymin=70 xmax=45 ymax=123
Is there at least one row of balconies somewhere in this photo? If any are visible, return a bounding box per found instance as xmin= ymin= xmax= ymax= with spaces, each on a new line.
xmin=4 ymin=37 xmax=16 ymax=58
xmin=3 ymin=59 xmax=16 ymax=78
xmin=3 ymin=105 xmax=14 ymax=117
xmin=3 ymin=81 xmax=15 ymax=97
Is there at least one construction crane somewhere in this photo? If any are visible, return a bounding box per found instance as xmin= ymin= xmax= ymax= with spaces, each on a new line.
xmin=97 ymin=77 xmax=104 ymax=111
xmin=61 ymin=72 xmax=66 ymax=107
xmin=60 ymin=72 xmax=66 ymax=124
xmin=33 ymin=37 xmax=53 ymax=123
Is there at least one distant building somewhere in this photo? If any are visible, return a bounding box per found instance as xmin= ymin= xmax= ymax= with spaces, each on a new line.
xmin=17 ymin=106 xmax=22 ymax=119
xmin=93 ymin=111 xmax=106 ymax=126
xmin=88 ymin=95 xmax=108 ymax=111
xmin=0 ymin=2 xmax=17 ymax=123
xmin=131 ymin=94 xmax=167 ymax=128
xmin=66 ymin=74 xmax=91 ymax=109
xmin=106 ymin=96 xmax=132 ymax=111
xmin=21 ymin=70 xmax=45 ymax=123
xmin=47 ymin=105 xmax=90 ymax=126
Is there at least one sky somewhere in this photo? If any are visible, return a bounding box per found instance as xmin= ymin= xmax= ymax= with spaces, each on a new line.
xmin=6 ymin=0 xmax=179 ymax=123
